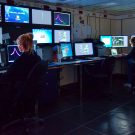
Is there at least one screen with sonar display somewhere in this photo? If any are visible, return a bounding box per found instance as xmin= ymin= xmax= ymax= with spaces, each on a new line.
xmin=54 ymin=12 xmax=70 ymax=26
xmin=7 ymin=45 xmax=22 ymax=62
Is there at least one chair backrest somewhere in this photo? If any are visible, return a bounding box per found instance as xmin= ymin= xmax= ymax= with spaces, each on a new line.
xmin=14 ymin=60 xmax=48 ymax=104
xmin=101 ymin=56 xmax=115 ymax=75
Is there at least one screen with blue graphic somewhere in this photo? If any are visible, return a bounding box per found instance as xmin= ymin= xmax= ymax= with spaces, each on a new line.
xmin=0 ymin=27 xmax=2 ymax=44
xmin=100 ymin=36 xmax=112 ymax=47
xmin=5 ymin=5 xmax=29 ymax=23
xmin=32 ymin=29 xmax=52 ymax=44
xmin=7 ymin=45 xmax=22 ymax=62
xmin=60 ymin=43 xmax=73 ymax=58
xmin=54 ymin=12 xmax=70 ymax=26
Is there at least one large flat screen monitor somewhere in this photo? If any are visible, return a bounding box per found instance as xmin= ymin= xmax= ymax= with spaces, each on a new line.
xmin=100 ymin=35 xmax=112 ymax=47
xmin=54 ymin=12 xmax=70 ymax=26
xmin=54 ymin=30 xmax=70 ymax=43
xmin=7 ymin=45 xmax=22 ymax=62
xmin=74 ymin=43 xmax=94 ymax=57
xmin=3 ymin=25 xmax=32 ymax=43
xmin=60 ymin=43 xmax=73 ymax=58
xmin=5 ymin=5 xmax=29 ymax=23
xmin=32 ymin=29 xmax=52 ymax=44
xmin=112 ymin=36 xmax=128 ymax=47
xmin=32 ymin=9 xmax=52 ymax=25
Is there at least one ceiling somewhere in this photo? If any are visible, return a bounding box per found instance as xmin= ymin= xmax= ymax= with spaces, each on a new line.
xmin=15 ymin=0 xmax=135 ymax=16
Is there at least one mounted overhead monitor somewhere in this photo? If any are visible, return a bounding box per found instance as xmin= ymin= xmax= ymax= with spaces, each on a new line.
xmin=100 ymin=35 xmax=112 ymax=47
xmin=54 ymin=29 xmax=70 ymax=43
xmin=32 ymin=29 xmax=52 ymax=44
xmin=32 ymin=9 xmax=52 ymax=25
xmin=7 ymin=45 xmax=22 ymax=62
xmin=5 ymin=5 xmax=29 ymax=23
xmin=54 ymin=12 xmax=70 ymax=26
xmin=112 ymin=36 xmax=128 ymax=47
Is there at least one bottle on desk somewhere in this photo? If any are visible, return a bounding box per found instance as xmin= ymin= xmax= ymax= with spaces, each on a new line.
xmin=57 ymin=54 xmax=62 ymax=63
xmin=57 ymin=45 xmax=62 ymax=63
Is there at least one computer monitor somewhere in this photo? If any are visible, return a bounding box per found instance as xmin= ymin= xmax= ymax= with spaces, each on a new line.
xmin=60 ymin=43 xmax=73 ymax=60
xmin=7 ymin=45 xmax=22 ymax=62
xmin=32 ymin=9 xmax=52 ymax=25
xmin=36 ymin=46 xmax=53 ymax=62
xmin=54 ymin=12 xmax=70 ymax=26
xmin=54 ymin=30 xmax=70 ymax=43
xmin=112 ymin=36 xmax=128 ymax=47
xmin=5 ymin=5 xmax=29 ymax=23
xmin=100 ymin=35 xmax=112 ymax=47
xmin=32 ymin=29 xmax=52 ymax=44
xmin=74 ymin=43 xmax=94 ymax=58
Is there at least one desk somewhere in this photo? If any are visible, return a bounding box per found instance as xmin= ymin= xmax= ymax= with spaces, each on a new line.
xmin=0 ymin=58 xmax=105 ymax=104
xmin=109 ymin=54 xmax=127 ymax=75
xmin=49 ymin=58 xmax=105 ymax=104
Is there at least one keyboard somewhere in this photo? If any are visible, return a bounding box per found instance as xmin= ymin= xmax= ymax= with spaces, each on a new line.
xmin=86 ymin=57 xmax=103 ymax=60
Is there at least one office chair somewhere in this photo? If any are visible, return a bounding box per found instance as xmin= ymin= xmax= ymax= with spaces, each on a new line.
xmin=1 ymin=60 xmax=48 ymax=131
xmin=84 ymin=56 xmax=115 ymax=98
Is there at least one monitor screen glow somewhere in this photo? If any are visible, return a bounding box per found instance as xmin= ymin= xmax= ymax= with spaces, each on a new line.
xmin=54 ymin=12 xmax=70 ymax=26
xmin=32 ymin=9 xmax=52 ymax=25
xmin=0 ymin=27 xmax=2 ymax=44
xmin=60 ymin=43 xmax=73 ymax=58
xmin=100 ymin=36 xmax=112 ymax=47
xmin=32 ymin=29 xmax=52 ymax=44
xmin=5 ymin=5 xmax=29 ymax=23
xmin=7 ymin=45 xmax=22 ymax=62
xmin=112 ymin=36 xmax=128 ymax=47
xmin=75 ymin=43 xmax=93 ymax=56
xmin=54 ymin=30 xmax=70 ymax=43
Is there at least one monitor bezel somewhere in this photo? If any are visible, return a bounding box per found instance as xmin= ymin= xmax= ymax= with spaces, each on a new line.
xmin=54 ymin=29 xmax=71 ymax=44
xmin=99 ymin=35 xmax=112 ymax=48
xmin=60 ymin=42 xmax=73 ymax=60
xmin=4 ymin=4 xmax=30 ymax=24
xmin=112 ymin=35 xmax=128 ymax=48
xmin=74 ymin=42 xmax=94 ymax=59
xmin=31 ymin=8 xmax=52 ymax=26
xmin=53 ymin=11 xmax=71 ymax=27
xmin=7 ymin=44 xmax=22 ymax=63
xmin=32 ymin=28 xmax=53 ymax=45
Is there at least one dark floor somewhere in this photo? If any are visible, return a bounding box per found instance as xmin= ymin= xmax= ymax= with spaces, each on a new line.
xmin=1 ymin=75 xmax=135 ymax=135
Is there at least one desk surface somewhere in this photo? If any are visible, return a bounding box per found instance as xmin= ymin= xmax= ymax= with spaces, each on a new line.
xmin=0 ymin=57 xmax=105 ymax=72
xmin=109 ymin=53 xmax=128 ymax=58
xmin=49 ymin=57 xmax=105 ymax=67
